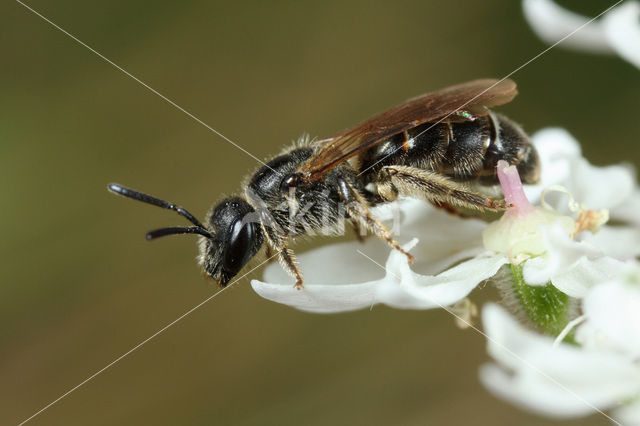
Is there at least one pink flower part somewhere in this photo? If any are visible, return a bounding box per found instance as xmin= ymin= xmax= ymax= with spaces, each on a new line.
xmin=497 ymin=160 xmax=534 ymax=216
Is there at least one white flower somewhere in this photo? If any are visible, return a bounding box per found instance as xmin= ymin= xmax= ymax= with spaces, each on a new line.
xmin=480 ymin=160 xmax=627 ymax=303
xmin=252 ymin=205 xmax=506 ymax=313
xmin=252 ymin=129 xmax=638 ymax=312
xmin=524 ymin=128 xmax=635 ymax=216
xmin=523 ymin=0 xmax=640 ymax=68
xmin=576 ymin=267 xmax=640 ymax=359
xmin=480 ymin=266 xmax=640 ymax=423
xmin=523 ymin=225 xmax=625 ymax=297
xmin=524 ymin=128 xmax=640 ymax=262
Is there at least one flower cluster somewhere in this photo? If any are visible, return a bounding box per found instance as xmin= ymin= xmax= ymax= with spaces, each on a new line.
xmin=255 ymin=127 xmax=637 ymax=421
xmin=252 ymin=127 xmax=638 ymax=311
xmin=251 ymin=1 xmax=640 ymax=422
xmin=523 ymin=0 xmax=640 ymax=69
xmin=481 ymin=269 xmax=640 ymax=424
xmin=251 ymin=127 xmax=639 ymax=421
xmin=476 ymin=3 xmax=640 ymax=422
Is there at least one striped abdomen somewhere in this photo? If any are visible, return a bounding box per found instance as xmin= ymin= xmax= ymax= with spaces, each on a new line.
xmin=356 ymin=111 xmax=540 ymax=188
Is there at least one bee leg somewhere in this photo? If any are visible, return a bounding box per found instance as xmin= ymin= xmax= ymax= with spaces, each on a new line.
xmin=430 ymin=200 xmax=473 ymax=218
xmin=261 ymin=224 xmax=304 ymax=289
xmin=264 ymin=245 xmax=277 ymax=263
xmin=349 ymin=218 xmax=367 ymax=242
xmin=337 ymin=177 xmax=414 ymax=263
xmin=379 ymin=165 xmax=507 ymax=211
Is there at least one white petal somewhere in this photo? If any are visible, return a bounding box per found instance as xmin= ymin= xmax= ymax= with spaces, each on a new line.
xmin=374 ymin=253 xmax=507 ymax=310
xmin=522 ymin=0 xmax=613 ymax=53
xmin=522 ymin=223 xmax=600 ymax=290
xmin=368 ymin=198 xmax=489 ymax=274
xmin=550 ymin=255 xmax=626 ymax=298
xmin=523 ymin=128 xmax=581 ymax=205
xmin=389 ymin=199 xmax=488 ymax=275
xmin=579 ymin=279 xmax=640 ymax=357
xmin=570 ymin=159 xmax=635 ymax=211
xmin=524 ymin=128 xmax=636 ymax=213
xmin=523 ymin=0 xmax=640 ymax=69
xmin=251 ymin=197 xmax=497 ymax=312
xmin=481 ymin=304 xmax=640 ymax=418
xmin=611 ymin=188 xmax=640 ymax=226
xmin=581 ymin=225 xmax=640 ymax=260
xmin=252 ymin=278 xmax=379 ymax=314
xmin=603 ymin=1 xmax=640 ymax=69
xmin=251 ymin=237 xmax=506 ymax=313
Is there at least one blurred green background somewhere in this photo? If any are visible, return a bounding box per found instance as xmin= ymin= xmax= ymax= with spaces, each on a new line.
xmin=2 ymin=1 xmax=638 ymax=425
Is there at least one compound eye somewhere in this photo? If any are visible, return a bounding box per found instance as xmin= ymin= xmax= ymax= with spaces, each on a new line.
xmin=222 ymin=219 xmax=256 ymax=277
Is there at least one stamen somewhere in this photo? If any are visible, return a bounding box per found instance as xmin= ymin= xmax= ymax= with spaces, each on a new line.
xmin=541 ymin=185 xmax=609 ymax=236
xmin=574 ymin=209 xmax=609 ymax=237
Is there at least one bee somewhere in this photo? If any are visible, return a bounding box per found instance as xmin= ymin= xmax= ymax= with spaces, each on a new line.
xmin=109 ymin=79 xmax=540 ymax=288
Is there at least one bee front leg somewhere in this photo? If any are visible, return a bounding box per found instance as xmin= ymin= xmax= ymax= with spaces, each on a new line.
xmin=379 ymin=165 xmax=508 ymax=211
xmin=336 ymin=176 xmax=414 ymax=264
xmin=264 ymin=245 xmax=278 ymax=263
xmin=261 ymin=224 xmax=304 ymax=289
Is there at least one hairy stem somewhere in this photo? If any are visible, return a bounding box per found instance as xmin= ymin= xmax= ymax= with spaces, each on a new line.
xmin=510 ymin=263 xmax=571 ymax=336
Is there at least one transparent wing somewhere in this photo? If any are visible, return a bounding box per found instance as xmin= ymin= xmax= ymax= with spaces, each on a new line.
xmin=298 ymin=79 xmax=518 ymax=182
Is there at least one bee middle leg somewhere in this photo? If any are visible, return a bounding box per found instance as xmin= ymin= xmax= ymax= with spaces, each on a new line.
xmin=378 ymin=165 xmax=507 ymax=211
xmin=336 ymin=176 xmax=414 ymax=263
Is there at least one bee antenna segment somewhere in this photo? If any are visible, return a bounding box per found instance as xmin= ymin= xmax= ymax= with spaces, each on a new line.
xmin=146 ymin=226 xmax=213 ymax=241
xmin=107 ymin=183 xmax=206 ymax=229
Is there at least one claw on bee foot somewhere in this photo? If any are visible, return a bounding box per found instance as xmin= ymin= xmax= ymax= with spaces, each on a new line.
xmin=488 ymin=199 xmax=509 ymax=210
xmin=294 ymin=280 xmax=304 ymax=290
xmin=395 ymin=247 xmax=414 ymax=264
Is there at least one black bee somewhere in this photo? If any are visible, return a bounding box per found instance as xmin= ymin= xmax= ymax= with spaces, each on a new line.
xmin=109 ymin=79 xmax=540 ymax=288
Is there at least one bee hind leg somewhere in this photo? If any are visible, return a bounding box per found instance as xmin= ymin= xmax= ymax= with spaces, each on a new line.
xmin=379 ymin=165 xmax=508 ymax=211
xmin=430 ymin=200 xmax=473 ymax=218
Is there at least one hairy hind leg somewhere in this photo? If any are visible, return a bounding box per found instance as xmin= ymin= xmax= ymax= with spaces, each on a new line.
xmin=430 ymin=200 xmax=474 ymax=218
xmin=377 ymin=165 xmax=507 ymax=211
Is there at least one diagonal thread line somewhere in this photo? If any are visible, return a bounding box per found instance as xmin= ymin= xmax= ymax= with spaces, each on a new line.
xmin=356 ymin=250 xmax=621 ymax=426
xmin=357 ymin=0 xmax=624 ymax=178
xmin=17 ymin=253 xmax=278 ymax=426
xmin=15 ymin=0 xmax=274 ymax=172
xmin=14 ymin=0 xmax=624 ymax=424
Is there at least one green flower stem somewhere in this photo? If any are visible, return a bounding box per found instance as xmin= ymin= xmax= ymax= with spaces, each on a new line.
xmin=510 ymin=264 xmax=570 ymax=336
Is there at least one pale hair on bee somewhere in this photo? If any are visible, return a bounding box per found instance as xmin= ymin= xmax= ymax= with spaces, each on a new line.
xmin=109 ymin=79 xmax=539 ymax=289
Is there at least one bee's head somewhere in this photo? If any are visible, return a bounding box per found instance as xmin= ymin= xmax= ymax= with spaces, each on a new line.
xmin=199 ymin=197 xmax=264 ymax=286
xmin=108 ymin=184 xmax=263 ymax=287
